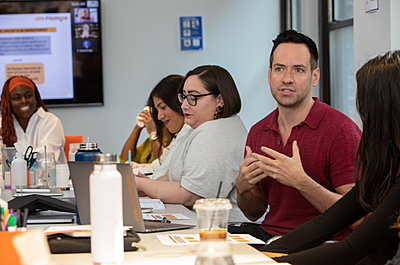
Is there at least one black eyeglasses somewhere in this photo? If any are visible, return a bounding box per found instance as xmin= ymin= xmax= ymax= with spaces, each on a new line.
xmin=177 ymin=92 xmax=215 ymax=106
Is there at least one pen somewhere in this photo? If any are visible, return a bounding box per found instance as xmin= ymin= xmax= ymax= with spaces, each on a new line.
xmin=135 ymin=172 xmax=153 ymax=177
xmin=146 ymin=217 xmax=171 ymax=223
xmin=3 ymin=208 xmax=9 ymax=229
xmin=21 ymin=208 xmax=29 ymax=230
xmin=17 ymin=209 xmax=21 ymax=228
xmin=141 ymin=207 xmax=153 ymax=213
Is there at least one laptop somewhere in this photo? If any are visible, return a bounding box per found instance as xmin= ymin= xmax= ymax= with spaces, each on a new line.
xmin=68 ymin=161 xmax=194 ymax=232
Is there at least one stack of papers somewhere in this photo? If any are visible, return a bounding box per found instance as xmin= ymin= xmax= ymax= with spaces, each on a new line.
xmin=43 ymin=225 xmax=132 ymax=237
xmin=139 ymin=198 xmax=165 ymax=210
xmin=28 ymin=211 xmax=75 ymax=224
xmin=143 ymin=213 xmax=189 ymax=221
xmin=156 ymin=234 xmax=265 ymax=246
xmin=13 ymin=187 xmax=63 ymax=197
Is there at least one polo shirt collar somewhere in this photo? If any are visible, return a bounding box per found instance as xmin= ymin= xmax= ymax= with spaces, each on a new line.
xmin=262 ymin=97 xmax=325 ymax=131
xmin=303 ymin=97 xmax=325 ymax=130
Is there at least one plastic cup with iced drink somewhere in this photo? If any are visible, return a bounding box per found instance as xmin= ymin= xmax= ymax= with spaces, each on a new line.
xmin=193 ymin=198 xmax=232 ymax=241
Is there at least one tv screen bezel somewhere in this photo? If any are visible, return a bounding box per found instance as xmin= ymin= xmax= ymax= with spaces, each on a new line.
xmin=0 ymin=0 xmax=104 ymax=108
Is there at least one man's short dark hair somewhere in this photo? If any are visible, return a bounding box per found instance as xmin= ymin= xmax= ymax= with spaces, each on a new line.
xmin=269 ymin=29 xmax=319 ymax=70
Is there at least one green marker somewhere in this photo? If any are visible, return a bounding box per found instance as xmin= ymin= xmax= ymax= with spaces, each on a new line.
xmin=8 ymin=214 xmax=16 ymax=232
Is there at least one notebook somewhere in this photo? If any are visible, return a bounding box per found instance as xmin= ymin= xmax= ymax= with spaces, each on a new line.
xmin=13 ymin=186 xmax=63 ymax=197
xmin=68 ymin=161 xmax=194 ymax=233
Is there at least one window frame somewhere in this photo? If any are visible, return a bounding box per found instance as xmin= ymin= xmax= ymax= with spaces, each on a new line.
xmin=281 ymin=0 xmax=354 ymax=105
xmin=318 ymin=0 xmax=353 ymax=104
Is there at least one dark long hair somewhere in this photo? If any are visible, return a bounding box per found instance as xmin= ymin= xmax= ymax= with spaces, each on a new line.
xmin=148 ymin=74 xmax=184 ymax=155
xmin=177 ymin=65 xmax=241 ymax=118
xmin=1 ymin=76 xmax=48 ymax=147
xmin=355 ymin=50 xmax=400 ymax=211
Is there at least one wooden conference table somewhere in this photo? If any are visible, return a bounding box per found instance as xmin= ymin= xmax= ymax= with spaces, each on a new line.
xmin=1 ymin=189 xmax=280 ymax=264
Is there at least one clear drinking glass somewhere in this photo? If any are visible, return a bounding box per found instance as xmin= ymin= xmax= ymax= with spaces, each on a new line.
xmin=195 ymin=241 xmax=234 ymax=265
xmin=2 ymin=147 xmax=16 ymax=177
xmin=36 ymin=152 xmax=56 ymax=187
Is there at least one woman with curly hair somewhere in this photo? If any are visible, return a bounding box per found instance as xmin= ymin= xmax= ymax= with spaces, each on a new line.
xmin=0 ymin=76 xmax=66 ymax=163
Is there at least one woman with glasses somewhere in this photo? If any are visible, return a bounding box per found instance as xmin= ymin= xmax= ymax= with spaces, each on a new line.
xmin=135 ymin=65 xmax=249 ymax=222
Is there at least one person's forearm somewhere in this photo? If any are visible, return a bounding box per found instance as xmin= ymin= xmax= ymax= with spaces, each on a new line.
xmin=136 ymin=177 xmax=201 ymax=207
xmin=150 ymin=139 xmax=162 ymax=159
xmin=121 ymin=126 xmax=142 ymax=160
xmin=237 ymin=189 xmax=267 ymax=221
xmin=298 ymin=179 xmax=362 ymax=229
xmin=296 ymin=176 xmax=347 ymax=213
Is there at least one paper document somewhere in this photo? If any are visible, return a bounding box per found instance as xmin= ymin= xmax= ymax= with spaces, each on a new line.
xmin=156 ymin=234 xmax=265 ymax=246
xmin=43 ymin=225 xmax=132 ymax=236
xmin=16 ymin=185 xmax=51 ymax=193
xmin=139 ymin=198 xmax=165 ymax=209
xmin=27 ymin=211 xmax=75 ymax=224
xmin=143 ymin=213 xmax=190 ymax=221
xmin=13 ymin=188 xmax=63 ymax=197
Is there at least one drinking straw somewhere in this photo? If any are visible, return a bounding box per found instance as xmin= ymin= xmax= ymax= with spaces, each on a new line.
xmin=44 ymin=145 xmax=47 ymax=186
xmin=216 ymin=181 xmax=223 ymax=198
xmin=209 ymin=181 xmax=223 ymax=231
xmin=128 ymin=150 xmax=131 ymax=165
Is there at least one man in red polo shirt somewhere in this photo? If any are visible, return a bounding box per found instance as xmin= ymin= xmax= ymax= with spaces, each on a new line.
xmin=230 ymin=30 xmax=361 ymax=244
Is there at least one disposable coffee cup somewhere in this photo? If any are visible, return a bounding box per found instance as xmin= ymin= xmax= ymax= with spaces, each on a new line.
xmin=56 ymin=164 xmax=70 ymax=187
xmin=136 ymin=106 xmax=150 ymax=128
xmin=193 ymin=198 xmax=232 ymax=241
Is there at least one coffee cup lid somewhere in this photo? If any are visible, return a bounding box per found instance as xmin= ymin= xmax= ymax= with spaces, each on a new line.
xmin=193 ymin=198 xmax=232 ymax=210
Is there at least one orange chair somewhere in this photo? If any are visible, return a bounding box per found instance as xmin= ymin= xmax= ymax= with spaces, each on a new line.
xmin=64 ymin=135 xmax=84 ymax=162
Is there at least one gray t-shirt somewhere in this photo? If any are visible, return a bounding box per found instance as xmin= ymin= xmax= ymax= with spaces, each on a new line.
xmin=168 ymin=115 xmax=249 ymax=223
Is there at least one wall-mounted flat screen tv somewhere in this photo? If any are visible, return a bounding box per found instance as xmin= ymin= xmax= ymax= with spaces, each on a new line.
xmin=0 ymin=0 xmax=103 ymax=107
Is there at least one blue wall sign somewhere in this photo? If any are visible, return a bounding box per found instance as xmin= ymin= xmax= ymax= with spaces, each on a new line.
xmin=179 ymin=16 xmax=203 ymax=51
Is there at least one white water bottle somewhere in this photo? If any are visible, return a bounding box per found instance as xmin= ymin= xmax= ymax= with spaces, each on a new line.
xmin=90 ymin=153 xmax=124 ymax=264
xmin=11 ymin=152 xmax=27 ymax=188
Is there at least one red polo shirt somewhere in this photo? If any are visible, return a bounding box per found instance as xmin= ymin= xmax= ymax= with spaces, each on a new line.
xmin=246 ymin=98 xmax=361 ymax=240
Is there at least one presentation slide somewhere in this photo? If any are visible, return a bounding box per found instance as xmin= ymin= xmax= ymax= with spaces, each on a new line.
xmin=0 ymin=13 xmax=74 ymax=100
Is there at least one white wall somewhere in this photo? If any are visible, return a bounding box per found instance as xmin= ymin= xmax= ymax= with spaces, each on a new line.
xmin=49 ymin=0 xmax=280 ymax=155
xmin=353 ymin=0 xmax=400 ymax=126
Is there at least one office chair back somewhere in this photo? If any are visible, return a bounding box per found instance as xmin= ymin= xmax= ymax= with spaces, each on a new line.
xmin=64 ymin=135 xmax=84 ymax=162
